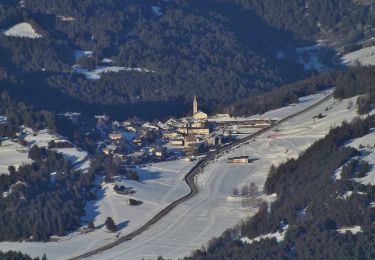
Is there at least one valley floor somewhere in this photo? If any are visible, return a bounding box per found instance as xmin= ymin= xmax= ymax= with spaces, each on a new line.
xmin=91 ymin=95 xmax=361 ymax=260
xmin=0 ymin=93 xmax=369 ymax=260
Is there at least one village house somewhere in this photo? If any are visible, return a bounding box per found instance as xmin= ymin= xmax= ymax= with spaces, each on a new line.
xmin=132 ymin=137 xmax=143 ymax=146
xmin=163 ymin=131 xmax=181 ymax=140
xmin=184 ymin=135 xmax=200 ymax=146
xmin=108 ymin=133 xmax=123 ymax=141
xmin=178 ymin=127 xmax=210 ymax=135
xmin=227 ymin=156 xmax=250 ymax=164
xmin=170 ymin=139 xmax=184 ymax=146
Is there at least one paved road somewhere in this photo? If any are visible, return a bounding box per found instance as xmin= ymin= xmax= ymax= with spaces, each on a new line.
xmin=71 ymin=93 xmax=333 ymax=259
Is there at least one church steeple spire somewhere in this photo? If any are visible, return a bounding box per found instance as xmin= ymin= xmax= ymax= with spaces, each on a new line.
xmin=193 ymin=95 xmax=198 ymax=114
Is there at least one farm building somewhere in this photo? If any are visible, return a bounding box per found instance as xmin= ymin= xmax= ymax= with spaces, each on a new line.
xmin=227 ymin=156 xmax=249 ymax=164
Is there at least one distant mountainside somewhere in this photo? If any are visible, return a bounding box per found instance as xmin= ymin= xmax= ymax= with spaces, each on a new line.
xmin=0 ymin=0 xmax=374 ymax=119
xmin=0 ymin=0 xmax=307 ymax=119
xmin=220 ymin=0 xmax=375 ymax=43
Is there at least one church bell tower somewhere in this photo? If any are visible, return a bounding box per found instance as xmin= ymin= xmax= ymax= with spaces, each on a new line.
xmin=193 ymin=96 xmax=198 ymax=115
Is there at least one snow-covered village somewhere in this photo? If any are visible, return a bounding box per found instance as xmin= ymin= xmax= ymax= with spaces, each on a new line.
xmin=1 ymin=83 xmax=374 ymax=259
xmin=1 ymin=1 xmax=375 ymax=260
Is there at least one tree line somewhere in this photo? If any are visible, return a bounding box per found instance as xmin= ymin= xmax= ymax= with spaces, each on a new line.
xmin=226 ymin=66 xmax=375 ymax=117
xmin=0 ymin=0 xmax=309 ymax=120
xmin=221 ymin=0 xmax=375 ymax=42
xmin=0 ymin=146 xmax=97 ymax=241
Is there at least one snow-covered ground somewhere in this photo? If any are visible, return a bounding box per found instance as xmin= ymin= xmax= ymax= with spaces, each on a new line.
xmin=209 ymin=89 xmax=332 ymax=123
xmin=341 ymin=45 xmax=375 ymax=66
xmin=0 ymin=93 xmax=370 ymax=259
xmin=337 ymin=226 xmax=363 ymax=235
xmin=82 ymin=160 xmax=194 ymax=235
xmin=0 ymin=116 xmax=7 ymax=124
xmin=89 ymin=95 xmax=363 ymax=259
xmin=346 ymin=129 xmax=375 ymax=185
xmin=0 ymin=128 xmax=90 ymax=174
xmin=0 ymin=140 xmax=30 ymax=174
xmin=3 ymin=22 xmax=42 ymax=38
xmin=241 ymin=224 xmax=288 ymax=245
xmin=0 ymin=160 xmax=195 ymax=259
xmin=23 ymin=128 xmax=89 ymax=170
xmin=251 ymin=90 xmax=333 ymax=120
xmin=73 ymin=66 xmax=155 ymax=80
xmin=21 ymin=128 xmax=64 ymax=147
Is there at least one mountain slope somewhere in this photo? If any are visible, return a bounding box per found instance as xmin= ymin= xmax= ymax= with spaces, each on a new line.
xmin=0 ymin=0 xmax=308 ymax=119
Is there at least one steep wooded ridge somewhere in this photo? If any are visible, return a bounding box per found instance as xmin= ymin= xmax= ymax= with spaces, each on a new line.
xmin=218 ymin=0 xmax=375 ymax=42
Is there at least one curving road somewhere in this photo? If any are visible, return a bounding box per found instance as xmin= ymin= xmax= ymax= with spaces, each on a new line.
xmin=71 ymin=93 xmax=333 ymax=259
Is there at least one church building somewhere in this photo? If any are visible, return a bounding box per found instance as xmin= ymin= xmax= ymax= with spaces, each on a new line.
xmin=192 ymin=96 xmax=208 ymax=120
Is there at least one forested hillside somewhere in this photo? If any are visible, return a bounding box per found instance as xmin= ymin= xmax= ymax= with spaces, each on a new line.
xmin=0 ymin=146 xmax=97 ymax=241
xmin=0 ymin=0 xmax=309 ymax=119
xmin=221 ymin=0 xmax=375 ymax=42
xmin=0 ymin=92 xmax=56 ymax=137
xmin=224 ymin=66 xmax=375 ymax=116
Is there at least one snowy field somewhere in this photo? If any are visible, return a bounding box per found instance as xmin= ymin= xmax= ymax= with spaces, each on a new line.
xmin=0 ymin=128 xmax=90 ymax=174
xmin=22 ymin=128 xmax=90 ymax=171
xmin=3 ymin=22 xmax=42 ymax=38
xmin=209 ymin=89 xmax=332 ymax=123
xmin=250 ymin=90 xmax=333 ymax=120
xmin=0 ymin=93 xmax=370 ymax=259
xmin=341 ymin=45 xmax=375 ymax=66
xmin=0 ymin=140 xmax=30 ymax=174
xmin=0 ymin=160 xmax=195 ymax=259
xmin=86 ymin=95 xmax=364 ymax=260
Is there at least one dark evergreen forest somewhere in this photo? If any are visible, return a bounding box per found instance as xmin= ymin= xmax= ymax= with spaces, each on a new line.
xmin=0 ymin=146 xmax=97 ymax=241
xmin=0 ymin=0 xmax=344 ymax=119
xmin=226 ymin=66 xmax=375 ymax=116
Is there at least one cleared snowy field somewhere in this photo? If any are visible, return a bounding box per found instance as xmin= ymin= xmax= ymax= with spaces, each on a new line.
xmin=22 ymin=128 xmax=90 ymax=171
xmin=341 ymin=45 xmax=375 ymax=66
xmin=0 ymin=140 xmax=30 ymax=174
xmin=87 ymin=95 xmax=364 ymax=260
xmin=251 ymin=90 xmax=333 ymax=120
xmin=0 ymin=160 xmax=195 ymax=259
xmin=0 ymin=128 xmax=90 ymax=174
xmin=209 ymin=90 xmax=332 ymax=124
xmin=0 ymin=93 xmax=369 ymax=259
xmin=3 ymin=22 xmax=42 ymax=38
